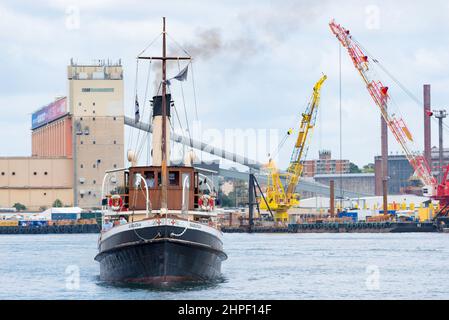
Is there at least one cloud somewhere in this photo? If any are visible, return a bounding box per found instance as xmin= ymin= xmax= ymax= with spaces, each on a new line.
xmin=1 ymin=0 xmax=449 ymax=170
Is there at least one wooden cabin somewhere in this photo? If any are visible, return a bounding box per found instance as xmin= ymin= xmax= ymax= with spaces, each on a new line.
xmin=125 ymin=166 xmax=200 ymax=211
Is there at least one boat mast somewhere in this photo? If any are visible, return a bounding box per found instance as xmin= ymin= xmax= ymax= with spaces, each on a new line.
xmin=137 ymin=17 xmax=191 ymax=212
xmin=161 ymin=17 xmax=168 ymax=210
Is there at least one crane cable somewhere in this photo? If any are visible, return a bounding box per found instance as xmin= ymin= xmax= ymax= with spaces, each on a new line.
xmin=268 ymin=129 xmax=293 ymax=161
xmin=352 ymin=36 xmax=449 ymax=134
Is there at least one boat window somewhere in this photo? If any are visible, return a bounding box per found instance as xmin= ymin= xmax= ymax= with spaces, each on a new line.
xmin=169 ymin=171 xmax=179 ymax=186
xmin=132 ymin=173 xmax=139 ymax=188
xmin=144 ymin=171 xmax=155 ymax=188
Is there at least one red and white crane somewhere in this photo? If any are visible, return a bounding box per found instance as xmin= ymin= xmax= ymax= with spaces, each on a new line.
xmin=329 ymin=19 xmax=449 ymax=218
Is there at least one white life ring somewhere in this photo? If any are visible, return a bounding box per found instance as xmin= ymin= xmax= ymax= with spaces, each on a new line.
xmin=198 ymin=194 xmax=215 ymax=211
xmin=109 ymin=195 xmax=123 ymax=211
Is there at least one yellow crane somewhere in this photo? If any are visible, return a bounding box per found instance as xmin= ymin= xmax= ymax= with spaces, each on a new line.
xmin=260 ymin=75 xmax=327 ymax=222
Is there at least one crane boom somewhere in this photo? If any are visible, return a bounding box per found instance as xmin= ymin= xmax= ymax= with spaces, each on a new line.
xmin=261 ymin=75 xmax=327 ymax=222
xmin=329 ymin=20 xmax=437 ymax=192
xmin=285 ymin=75 xmax=327 ymax=195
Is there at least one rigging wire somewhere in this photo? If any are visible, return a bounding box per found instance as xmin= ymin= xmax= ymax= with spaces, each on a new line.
xmin=136 ymin=130 xmax=149 ymax=161
xmin=164 ymin=31 xmax=200 ymax=159
xmin=137 ymin=32 xmax=163 ymax=57
xmin=190 ymin=60 xmax=200 ymax=122
xmin=165 ymin=32 xmax=199 ymax=122
xmin=165 ymin=32 xmax=191 ymax=56
xmin=128 ymin=59 xmax=140 ymax=154
xmin=168 ymin=84 xmax=187 ymax=161
xmin=177 ymin=59 xmax=193 ymax=147
xmin=133 ymin=59 xmax=152 ymax=163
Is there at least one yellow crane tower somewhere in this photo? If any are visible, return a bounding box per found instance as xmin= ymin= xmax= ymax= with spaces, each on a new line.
xmin=260 ymin=75 xmax=327 ymax=222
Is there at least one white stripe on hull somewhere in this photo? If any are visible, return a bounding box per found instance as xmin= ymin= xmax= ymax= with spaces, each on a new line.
xmin=99 ymin=218 xmax=223 ymax=244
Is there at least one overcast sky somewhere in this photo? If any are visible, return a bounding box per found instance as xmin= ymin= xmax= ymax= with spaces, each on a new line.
xmin=2 ymin=0 xmax=449 ymax=170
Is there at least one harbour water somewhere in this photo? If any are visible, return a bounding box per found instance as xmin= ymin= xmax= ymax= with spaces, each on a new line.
xmin=1 ymin=233 xmax=448 ymax=300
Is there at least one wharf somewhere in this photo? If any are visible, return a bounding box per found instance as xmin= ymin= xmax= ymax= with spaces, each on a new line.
xmin=0 ymin=224 xmax=100 ymax=234
xmin=221 ymin=222 xmax=437 ymax=233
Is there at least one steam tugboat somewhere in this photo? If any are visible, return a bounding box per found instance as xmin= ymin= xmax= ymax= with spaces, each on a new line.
xmin=95 ymin=18 xmax=227 ymax=284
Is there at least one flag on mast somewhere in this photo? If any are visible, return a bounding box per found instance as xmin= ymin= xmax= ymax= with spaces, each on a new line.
xmin=134 ymin=95 xmax=140 ymax=123
xmin=166 ymin=65 xmax=189 ymax=86
xmin=174 ymin=65 xmax=189 ymax=81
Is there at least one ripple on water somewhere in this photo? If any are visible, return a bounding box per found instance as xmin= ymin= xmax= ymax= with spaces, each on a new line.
xmin=1 ymin=233 xmax=449 ymax=299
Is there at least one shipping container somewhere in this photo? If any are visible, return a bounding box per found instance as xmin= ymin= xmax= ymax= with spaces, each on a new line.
xmin=19 ymin=220 xmax=48 ymax=227
xmin=338 ymin=211 xmax=358 ymax=222
xmin=51 ymin=213 xmax=78 ymax=220
xmin=80 ymin=212 xmax=96 ymax=220
xmin=0 ymin=220 xmax=19 ymax=227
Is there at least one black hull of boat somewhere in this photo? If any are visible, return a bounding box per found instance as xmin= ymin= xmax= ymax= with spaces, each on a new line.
xmin=95 ymin=224 xmax=226 ymax=284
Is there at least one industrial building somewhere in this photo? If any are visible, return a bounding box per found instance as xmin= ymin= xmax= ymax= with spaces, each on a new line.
xmin=373 ymin=149 xmax=449 ymax=196
xmin=430 ymin=146 xmax=449 ymax=177
xmin=0 ymin=60 xmax=124 ymax=211
xmin=302 ymin=150 xmax=350 ymax=177
xmin=374 ymin=154 xmax=414 ymax=195
xmin=313 ymin=173 xmax=375 ymax=196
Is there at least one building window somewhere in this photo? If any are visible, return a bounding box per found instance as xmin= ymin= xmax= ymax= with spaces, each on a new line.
xmin=93 ymin=102 xmax=95 ymax=106
xmin=1 ymin=172 xmax=4 ymax=176
xmin=80 ymin=164 xmax=83 ymax=169
xmin=82 ymin=88 xmax=114 ymax=93
xmin=80 ymin=141 xmax=83 ymax=145
xmin=93 ymin=117 xmax=95 ymax=121
xmin=80 ymin=117 xmax=83 ymax=121
xmin=93 ymin=141 xmax=96 ymax=145
xmin=113 ymin=117 xmax=116 ymax=121
xmin=44 ymin=193 xmax=47 ymax=196
xmin=93 ymin=180 xmax=96 ymax=184
xmin=78 ymin=102 xmax=81 ymax=106
xmin=12 ymin=172 xmax=15 ymax=176
xmin=33 ymin=172 xmax=37 ymax=176
xmin=169 ymin=171 xmax=180 ymax=186
xmin=44 ymin=172 xmax=48 ymax=175
xmin=93 ymin=164 xmax=96 ymax=168
xmin=113 ymin=140 xmax=116 ymax=144
xmin=80 ymin=194 xmax=84 ymax=199
xmin=113 ymin=164 xmax=117 ymax=168
xmin=144 ymin=171 xmax=155 ymax=188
